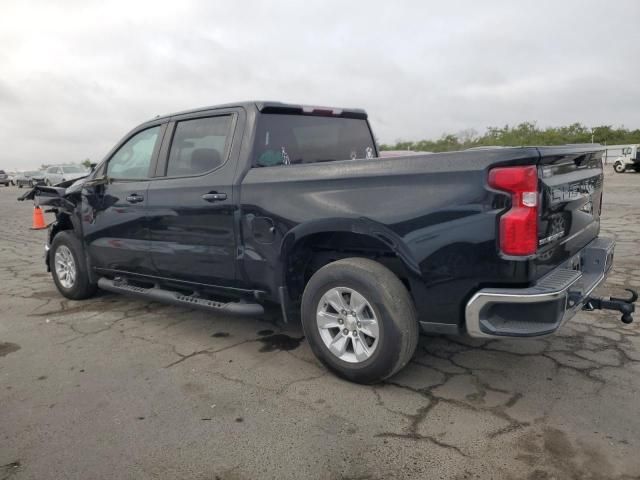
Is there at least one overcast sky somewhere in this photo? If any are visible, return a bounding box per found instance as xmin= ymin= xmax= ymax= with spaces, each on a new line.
xmin=1 ymin=0 xmax=639 ymax=169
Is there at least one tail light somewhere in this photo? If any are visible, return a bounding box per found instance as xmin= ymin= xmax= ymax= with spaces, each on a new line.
xmin=488 ymin=165 xmax=539 ymax=256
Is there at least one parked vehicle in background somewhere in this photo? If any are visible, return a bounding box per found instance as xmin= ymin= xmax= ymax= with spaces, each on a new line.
xmin=44 ymin=165 xmax=88 ymax=185
xmin=15 ymin=170 xmax=46 ymax=188
xmin=20 ymin=101 xmax=636 ymax=384
xmin=613 ymin=145 xmax=640 ymax=173
xmin=6 ymin=171 xmax=17 ymax=185
xmin=0 ymin=170 xmax=10 ymax=186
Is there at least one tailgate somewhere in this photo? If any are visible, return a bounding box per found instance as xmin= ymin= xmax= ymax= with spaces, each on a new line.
xmin=535 ymin=145 xmax=604 ymax=277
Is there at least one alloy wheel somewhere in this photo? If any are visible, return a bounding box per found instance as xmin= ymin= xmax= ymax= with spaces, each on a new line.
xmin=316 ymin=287 xmax=380 ymax=363
xmin=54 ymin=245 xmax=76 ymax=289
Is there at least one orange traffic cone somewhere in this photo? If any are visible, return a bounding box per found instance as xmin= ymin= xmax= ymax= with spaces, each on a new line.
xmin=31 ymin=206 xmax=47 ymax=230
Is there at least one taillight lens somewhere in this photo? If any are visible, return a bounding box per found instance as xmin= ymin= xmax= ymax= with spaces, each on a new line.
xmin=488 ymin=165 xmax=539 ymax=256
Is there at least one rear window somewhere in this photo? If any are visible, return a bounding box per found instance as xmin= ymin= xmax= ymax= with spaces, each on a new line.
xmin=62 ymin=166 xmax=84 ymax=173
xmin=0 ymin=170 xmax=5 ymax=174
xmin=252 ymin=114 xmax=376 ymax=167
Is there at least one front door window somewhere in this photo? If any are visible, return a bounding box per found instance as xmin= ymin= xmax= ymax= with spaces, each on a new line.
xmin=107 ymin=126 xmax=160 ymax=179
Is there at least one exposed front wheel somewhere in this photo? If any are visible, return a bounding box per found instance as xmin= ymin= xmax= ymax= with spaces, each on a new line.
xmin=301 ymin=257 xmax=419 ymax=384
xmin=614 ymin=162 xmax=626 ymax=173
xmin=50 ymin=231 xmax=97 ymax=300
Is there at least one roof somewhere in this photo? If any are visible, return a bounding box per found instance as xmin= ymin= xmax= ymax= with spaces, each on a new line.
xmin=148 ymin=101 xmax=368 ymax=123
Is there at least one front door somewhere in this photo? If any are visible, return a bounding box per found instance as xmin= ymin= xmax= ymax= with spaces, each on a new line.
xmin=82 ymin=124 xmax=164 ymax=276
xmin=147 ymin=113 xmax=239 ymax=287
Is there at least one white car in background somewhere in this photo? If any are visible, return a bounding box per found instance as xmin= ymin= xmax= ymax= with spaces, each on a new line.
xmin=44 ymin=165 xmax=88 ymax=185
xmin=6 ymin=170 xmax=17 ymax=185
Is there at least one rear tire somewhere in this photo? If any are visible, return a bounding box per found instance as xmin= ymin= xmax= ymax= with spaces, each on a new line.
xmin=301 ymin=257 xmax=419 ymax=384
xmin=614 ymin=162 xmax=626 ymax=173
xmin=50 ymin=231 xmax=97 ymax=300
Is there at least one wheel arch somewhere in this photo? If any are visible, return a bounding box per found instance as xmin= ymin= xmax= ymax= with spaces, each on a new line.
xmin=279 ymin=218 xmax=422 ymax=305
xmin=46 ymin=211 xmax=86 ymax=274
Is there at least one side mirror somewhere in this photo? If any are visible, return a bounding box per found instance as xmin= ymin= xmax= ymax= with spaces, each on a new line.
xmin=83 ymin=175 xmax=110 ymax=188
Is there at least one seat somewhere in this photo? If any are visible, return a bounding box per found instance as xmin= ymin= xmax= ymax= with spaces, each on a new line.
xmin=190 ymin=148 xmax=222 ymax=173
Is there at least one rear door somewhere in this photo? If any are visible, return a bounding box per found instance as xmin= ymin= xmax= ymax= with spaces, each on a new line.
xmin=147 ymin=109 xmax=243 ymax=287
xmin=82 ymin=123 xmax=166 ymax=275
xmin=535 ymin=146 xmax=604 ymax=277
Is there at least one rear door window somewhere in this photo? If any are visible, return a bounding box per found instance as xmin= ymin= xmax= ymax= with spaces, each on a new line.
xmin=252 ymin=114 xmax=376 ymax=167
xmin=165 ymin=116 xmax=233 ymax=177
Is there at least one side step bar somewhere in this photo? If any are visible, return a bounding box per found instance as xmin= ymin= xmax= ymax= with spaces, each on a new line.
xmin=97 ymin=278 xmax=264 ymax=316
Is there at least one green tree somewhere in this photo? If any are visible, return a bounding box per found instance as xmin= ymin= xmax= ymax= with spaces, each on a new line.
xmin=380 ymin=122 xmax=640 ymax=152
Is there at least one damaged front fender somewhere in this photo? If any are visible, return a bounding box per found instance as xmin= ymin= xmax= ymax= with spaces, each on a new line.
xmin=17 ymin=184 xmax=76 ymax=212
xmin=17 ymin=176 xmax=89 ymax=212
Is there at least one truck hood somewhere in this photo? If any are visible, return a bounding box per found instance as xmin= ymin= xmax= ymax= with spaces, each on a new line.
xmin=17 ymin=175 xmax=88 ymax=211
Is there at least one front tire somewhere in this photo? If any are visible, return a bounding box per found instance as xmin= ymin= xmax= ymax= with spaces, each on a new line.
xmin=301 ymin=258 xmax=419 ymax=384
xmin=50 ymin=231 xmax=97 ymax=300
xmin=614 ymin=162 xmax=626 ymax=173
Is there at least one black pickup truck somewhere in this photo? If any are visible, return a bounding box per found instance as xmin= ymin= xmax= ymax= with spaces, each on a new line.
xmin=21 ymin=101 xmax=636 ymax=383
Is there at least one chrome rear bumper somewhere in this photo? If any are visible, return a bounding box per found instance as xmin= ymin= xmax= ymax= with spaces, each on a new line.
xmin=465 ymin=237 xmax=615 ymax=338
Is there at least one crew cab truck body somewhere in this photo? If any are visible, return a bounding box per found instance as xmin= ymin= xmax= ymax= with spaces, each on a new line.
xmin=22 ymin=101 xmax=634 ymax=384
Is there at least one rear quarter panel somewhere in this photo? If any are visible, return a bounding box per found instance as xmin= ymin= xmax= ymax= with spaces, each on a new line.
xmin=239 ymin=148 xmax=541 ymax=327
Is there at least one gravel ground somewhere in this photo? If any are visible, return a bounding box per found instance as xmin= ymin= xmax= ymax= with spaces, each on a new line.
xmin=1 ymin=170 xmax=639 ymax=480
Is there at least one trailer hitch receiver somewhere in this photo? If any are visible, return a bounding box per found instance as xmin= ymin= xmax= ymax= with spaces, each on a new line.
xmin=584 ymin=288 xmax=637 ymax=324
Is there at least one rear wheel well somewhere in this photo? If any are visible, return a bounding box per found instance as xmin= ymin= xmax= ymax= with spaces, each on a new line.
xmin=284 ymin=232 xmax=411 ymax=304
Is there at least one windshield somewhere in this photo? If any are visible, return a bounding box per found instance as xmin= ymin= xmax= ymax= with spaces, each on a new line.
xmin=26 ymin=171 xmax=40 ymax=176
xmin=62 ymin=166 xmax=85 ymax=173
xmin=253 ymin=114 xmax=376 ymax=167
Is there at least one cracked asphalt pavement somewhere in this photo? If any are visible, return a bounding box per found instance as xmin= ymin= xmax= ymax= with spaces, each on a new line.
xmin=1 ymin=171 xmax=640 ymax=480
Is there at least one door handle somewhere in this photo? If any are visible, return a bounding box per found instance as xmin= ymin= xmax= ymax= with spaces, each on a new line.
xmin=126 ymin=194 xmax=144 ymax=203
xmin=202 ymin=192 xmax=227 ymax=202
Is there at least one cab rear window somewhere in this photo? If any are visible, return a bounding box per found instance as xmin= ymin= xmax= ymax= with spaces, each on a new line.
xmin=252 ymin=114 xmax=376 ymax=167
